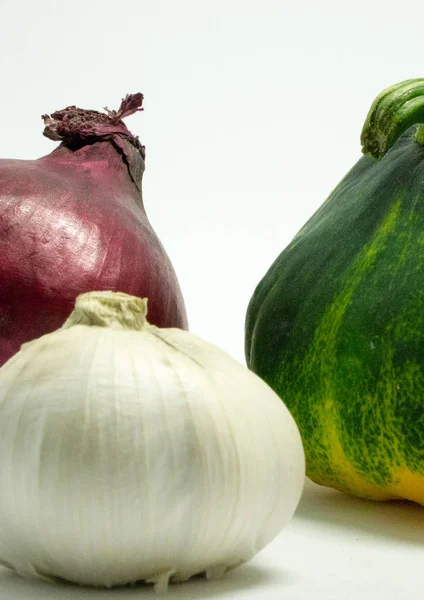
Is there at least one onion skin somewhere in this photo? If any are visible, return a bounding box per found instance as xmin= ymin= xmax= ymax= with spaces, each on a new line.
xmin=0 ymin=95 xmax=187 ymax=366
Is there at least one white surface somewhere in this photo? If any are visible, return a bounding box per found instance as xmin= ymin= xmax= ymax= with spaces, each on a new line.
xmin=1 ymin=0 xmax=424 ymax=598
xmin=0 ymin=480 xmax=423 ymax=599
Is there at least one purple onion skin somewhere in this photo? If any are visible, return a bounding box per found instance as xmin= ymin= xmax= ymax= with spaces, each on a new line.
xmin=0 ymin=95 xmax=187 ymax=366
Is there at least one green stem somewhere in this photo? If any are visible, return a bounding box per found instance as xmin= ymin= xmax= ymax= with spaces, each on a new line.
xmin=361 ymin=78 xmax=424 ymax=160
xmin=416 ymin=123 xmax=424 ymax=145
xmin=62 ymin=291 xmax=150 ymax=331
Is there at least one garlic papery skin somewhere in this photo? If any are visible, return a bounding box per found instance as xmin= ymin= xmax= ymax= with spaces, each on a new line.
xmin=0 ymin=291 xmax=305 ymax=592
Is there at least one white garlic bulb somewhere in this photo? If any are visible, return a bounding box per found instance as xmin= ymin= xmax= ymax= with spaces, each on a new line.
xmin=0 ymin=292 xmax=304 ymax=592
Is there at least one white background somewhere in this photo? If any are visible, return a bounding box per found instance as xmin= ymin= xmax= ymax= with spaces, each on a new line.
xmin=1 ymin=0 xmax=424 ymax=598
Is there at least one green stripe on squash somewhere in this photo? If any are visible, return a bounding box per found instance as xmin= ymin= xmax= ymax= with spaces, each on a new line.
xmin=245 ymin=79 xmax=424 ymax=504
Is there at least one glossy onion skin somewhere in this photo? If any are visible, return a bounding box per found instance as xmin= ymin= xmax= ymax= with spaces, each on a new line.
xmin=0 ymin=138 xmax=187 ymax=366
xmin=246 ymin=126 xmax=424 ymax=504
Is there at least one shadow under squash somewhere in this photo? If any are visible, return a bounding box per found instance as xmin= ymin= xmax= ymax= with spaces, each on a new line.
xmin=296 ymin=478 xmax=424 ymax=546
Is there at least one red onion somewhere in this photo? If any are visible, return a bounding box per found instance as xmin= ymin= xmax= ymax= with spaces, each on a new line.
xmin=0 ymin=94 xmax=187 ymax=366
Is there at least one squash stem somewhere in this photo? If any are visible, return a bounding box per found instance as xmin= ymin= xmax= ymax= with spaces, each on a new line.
xmin=361 ymin=79 xmax=424 ymax=160
xmin=415 ymin=123 xmax=424 ymax=145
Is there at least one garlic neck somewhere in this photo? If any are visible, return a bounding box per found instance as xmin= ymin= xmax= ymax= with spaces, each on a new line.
xmin=62 ymin=291 xmax=149 ymax=331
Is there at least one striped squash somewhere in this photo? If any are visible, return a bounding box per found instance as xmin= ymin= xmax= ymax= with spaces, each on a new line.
xmin=245 ymin=79 xmax=424 ymax=504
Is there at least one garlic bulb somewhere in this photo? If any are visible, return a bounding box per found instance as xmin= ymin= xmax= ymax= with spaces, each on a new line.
xmin=0 ymin=291 xmax=304 ymax=592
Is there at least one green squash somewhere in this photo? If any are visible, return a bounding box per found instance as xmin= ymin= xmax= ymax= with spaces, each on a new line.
xmin=245 ymin=79 xmax=424 ymax=504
